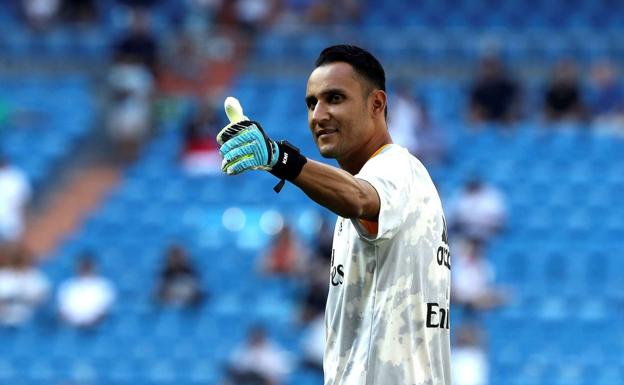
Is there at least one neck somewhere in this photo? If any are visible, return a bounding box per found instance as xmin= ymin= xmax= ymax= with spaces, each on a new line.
xmin=337 ymin=127 xmax=392 ymax=175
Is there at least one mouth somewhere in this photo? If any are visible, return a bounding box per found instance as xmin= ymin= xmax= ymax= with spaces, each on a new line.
xmin=316 ymin=128 xmax=338 ymax=140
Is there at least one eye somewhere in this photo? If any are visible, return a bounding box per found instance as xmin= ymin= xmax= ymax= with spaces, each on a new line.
xmin=306 ymin=98 xmax=317 ymax=111
xmin=329 ymin=93 xmax=344 ymax=104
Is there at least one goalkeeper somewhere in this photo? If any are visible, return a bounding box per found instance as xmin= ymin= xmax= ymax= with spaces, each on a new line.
xmin=218 ymin=45 xmax=451 ymax=385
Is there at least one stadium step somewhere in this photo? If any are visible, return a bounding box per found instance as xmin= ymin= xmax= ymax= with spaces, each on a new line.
xmin=23 ymin=165 xmax=120 ymax=258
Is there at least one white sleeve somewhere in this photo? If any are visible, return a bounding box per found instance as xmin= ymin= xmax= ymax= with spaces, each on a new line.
xmin=352 ymin=148 xmax=411 ymax=242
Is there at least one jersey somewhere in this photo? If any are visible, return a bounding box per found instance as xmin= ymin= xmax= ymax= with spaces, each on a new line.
xmin=324 ymin=144 xmax=451 ymax=385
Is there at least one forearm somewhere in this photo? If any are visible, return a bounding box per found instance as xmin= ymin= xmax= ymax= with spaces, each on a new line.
xmin=292 ymin=159 xmax=379 ymax=221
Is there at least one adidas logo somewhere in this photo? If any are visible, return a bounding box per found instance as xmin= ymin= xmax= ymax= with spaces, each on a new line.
xmin=282 ymin=153 xmax=288 ymax=164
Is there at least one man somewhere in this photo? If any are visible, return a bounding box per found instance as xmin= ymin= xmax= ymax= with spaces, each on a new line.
xmin=0 ymin=155 xmax=31 ymax=248
xmin=217 ymin=45 xmax=451 ymax=385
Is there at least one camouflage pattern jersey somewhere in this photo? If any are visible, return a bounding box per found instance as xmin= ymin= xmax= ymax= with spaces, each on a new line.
xmin=324 ymin=144 xmax=451 ymax=385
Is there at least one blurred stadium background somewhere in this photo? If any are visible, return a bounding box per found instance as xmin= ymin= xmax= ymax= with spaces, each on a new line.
xmin=0 ymin=0 xmax=623 ymax=384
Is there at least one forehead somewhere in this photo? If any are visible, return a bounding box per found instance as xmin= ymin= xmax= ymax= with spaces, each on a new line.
xmin=306 ymin=62 xmax=366 ymax=96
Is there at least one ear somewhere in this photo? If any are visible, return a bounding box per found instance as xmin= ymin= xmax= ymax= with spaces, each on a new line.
xmin=370 ymin=90 xmax=387 ymax=118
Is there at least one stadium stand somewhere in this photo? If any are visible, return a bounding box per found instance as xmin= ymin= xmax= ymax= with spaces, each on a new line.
xmin=1 ymin=1 xmax=623 ymax=384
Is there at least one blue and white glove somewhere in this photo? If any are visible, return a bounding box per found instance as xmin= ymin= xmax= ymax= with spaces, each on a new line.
xmin=217 ymin=97 xmax=307 ymax=192
xmin=218 ymin=120 xmax=279 ymax=175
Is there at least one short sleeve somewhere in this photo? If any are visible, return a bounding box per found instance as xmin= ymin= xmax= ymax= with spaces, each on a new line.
xmin=352 ymin=146 xmax=412 ymax=242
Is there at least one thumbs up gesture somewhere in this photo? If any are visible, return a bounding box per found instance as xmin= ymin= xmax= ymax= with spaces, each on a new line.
xmin=217 ymin=97 xmax=279 ymax=175
xmin=216 ymin=96 xmax=307 ymax=192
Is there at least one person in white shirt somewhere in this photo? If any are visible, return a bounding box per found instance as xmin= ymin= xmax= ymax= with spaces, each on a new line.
xmin=0 ymin=156 xmax=31 ymax=245
xmin=448 ymin=177 xmax=507 ymax=243
xmin=452 ymin=238 xmax=508 ymax=315
xmin=57 ymin=255 xmax=115 ymax=328
xmin=0 ymin=247 xmax=49 ymax=326
xmin=217 ymin=45 xmax=450 ymax=385
xmin=451 ymin=325 xmax=489 ymax=385
xmin=224 ymin=326 xmax=293 ymax=385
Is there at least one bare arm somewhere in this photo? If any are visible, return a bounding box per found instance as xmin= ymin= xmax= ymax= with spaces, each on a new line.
xmin=292 ymin=159 xmax=380 ymax=221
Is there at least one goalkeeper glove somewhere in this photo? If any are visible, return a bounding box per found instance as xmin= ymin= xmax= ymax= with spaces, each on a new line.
xmin=217 ymin=97 xmax=307 ymax=192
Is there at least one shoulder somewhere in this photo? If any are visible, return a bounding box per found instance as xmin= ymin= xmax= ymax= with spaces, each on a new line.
xmin=360 ymin=144 xmax=415 ymax=172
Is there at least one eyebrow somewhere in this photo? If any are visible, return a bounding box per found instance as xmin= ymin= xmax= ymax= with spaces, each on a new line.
xmin=305 ymin=88 xmax=347 ymax=105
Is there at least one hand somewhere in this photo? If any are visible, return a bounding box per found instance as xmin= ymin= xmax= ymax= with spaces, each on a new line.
xmin=219 ymin=120 xmax=279 ymax=175
xmin=216 ymin=96 xmax=307 ymax=192
xmin=217 ymin=97 xmax=279 ymax=175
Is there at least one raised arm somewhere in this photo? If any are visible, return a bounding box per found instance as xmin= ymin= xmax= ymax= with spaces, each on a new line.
xmin=217 ymin=97 xmax=379 ymax=221
xmin=293 ymin=160 xmax=379 ymax=221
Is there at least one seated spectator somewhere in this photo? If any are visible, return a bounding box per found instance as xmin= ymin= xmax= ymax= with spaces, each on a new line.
xmin=388 ymin=86 xmax=421 ymax=155
xmin=107 ymin=8 xmax=158 ymax=164
xmin=300 ymin=312 xmax=324 ymax=373
xmin=156 ymin=244 xmax=204 ymax=307
xmin=180 ymin=98 xmax=224 ymax=176
xmin=259 ymin=225 xmax=307 ymax=276
xmin=304 ymin=0 xmax=360 ymax=25
xmin=389 ymin=87 xmax=448 ymax=164
xmin=224 ymin=326 xmax=293 ymax=385
xmin=588 ymin=61 xmax=624 ymax=133
xmin=0 ymin=155 xmax=32 ymax=252
xmin=107 ymin=62 xmax=154 ymax=163
xmin=312 ymin=218 xmax=333 ymax=263
xmin=452 ymin=238 xmax=508 ymax=315
xmin=448 ymin=177 xmax=507 ymax=243
xmin=452 ymin=324 xmax=489 ymax=385
xmin=0 ymin=246 xmax=49 ymax=327
xmin=232 ymin=0 xmax=281 ymax=34
xmin=60 ymin=0 xmax=98 ymax=24
xmin=21 ymin=0 xmax=61 ymax=30
xmin=57 ymin=254 xmax=115 ymax=328
xmin=544 ymin=60 xmax=586 ymax=122
xmin=113 ymin=7 xmax=158 ymax=73
xmin=468 ymin=55 xmax=520 ymax=124
xmin=158 ymin=34 xmax=211 ymax=94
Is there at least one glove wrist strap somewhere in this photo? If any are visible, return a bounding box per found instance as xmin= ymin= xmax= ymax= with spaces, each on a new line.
xmin=269 ymin=140 xmax=307 ymax=193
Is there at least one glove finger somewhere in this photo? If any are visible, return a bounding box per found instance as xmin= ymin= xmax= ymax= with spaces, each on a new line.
xmin=222 ymin=142 xmax=256 ymax=165
xmin=217 ymin=122 xmax=245 ymax=145
xmin=218 ymin=124 xmax=243 ymax=145
xmin=216 ymin=120 xmax=258 ymax=145
xmin=220 ymin=127 xmax=266 ymax=156
xmin=224 ymin=156 xmax=258 ymax=175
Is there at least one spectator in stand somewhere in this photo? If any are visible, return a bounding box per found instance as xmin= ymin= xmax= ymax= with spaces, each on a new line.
xmin=223 ymin=326 xmax=293 ymax=385
xmin=451 ymin=238 xmax=509 ymax=316
xmin=57 ymin=254 xmax=115 ymax=328
xmin=21 ymin=0 xmax=61 ymax=30
xmin=108 ymin=10 xmax=156 ymax=163
xmin=413 ymin=101 xmax=448 ymax=166
xmin=302 ymin=0 xmax=360 ymax=25
xmin=107 ymin=62 xmax=154 ymax=163
xmin=180 ymin=98 xmax=224 ymax=176
xmin=0 ymin=155 xmax=32 ymax=255
xmin=389 ymin=87 xmax=448 ymax=165
xmin=388 ymin=85 xmax=420 ymax=155
xmin=588 ymin=60 xmax=624 ymax=134
xmin=452 ymin=324 xmax=489 ymax=385
xmin=259 ymin=225 xmax=307 ymax=277
xmin=544 ymin=60 xmax=586 ymax=123
xmin=232 ymin=0 xmax=281 ymax=34
xmin=468 ymin=55 xmax=520 ymax=125
xmin=0 ymin=246 xmax=49 ymax=327
xmin=158 ymin=34 xmax=210 ymax=94
xmin=307 ymin=217 xmax=331 ymax=264
xmin=60 ymin=0 xmax=98 ymax=24
xmin=300 ymin=311 xmax=324 ymax=374
xmin=156 ymin=244 xmax=204 ymax=307
xmin=113 ymin=7 xmax=158 ymax=74
xmin=448 ymin=176 xmax=507 ymax=243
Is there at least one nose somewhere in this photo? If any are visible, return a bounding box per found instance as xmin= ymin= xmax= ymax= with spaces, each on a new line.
xmin=311 ymin=101 xmax=329 ymax=125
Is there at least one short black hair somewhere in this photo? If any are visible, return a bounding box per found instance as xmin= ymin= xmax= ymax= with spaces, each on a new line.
xmin=315 ymin=45 xmax=386 ymax=93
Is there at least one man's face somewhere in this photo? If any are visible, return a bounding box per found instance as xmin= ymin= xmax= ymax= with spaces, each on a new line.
xmin=305 ymin=62 xmax=374 ymax=159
